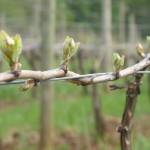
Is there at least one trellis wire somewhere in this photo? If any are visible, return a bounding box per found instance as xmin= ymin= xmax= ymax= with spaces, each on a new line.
xmin=0 ymin=71 xmax=149 ymax=86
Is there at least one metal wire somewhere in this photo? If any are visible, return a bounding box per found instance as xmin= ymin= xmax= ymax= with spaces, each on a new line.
xmin=0 ymin=80 xmax=25 ymax=85
xmin=46 ymin=72 xmax=112 ymax=81
xmin=136 ymin=71 xmax=150 ymax=74
xmin=0 ymin=71 xmax=149 ymax=86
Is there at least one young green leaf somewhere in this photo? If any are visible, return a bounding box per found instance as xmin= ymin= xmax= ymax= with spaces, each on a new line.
xmin=0 ymin=31 xmax=9 ymax=55
xmin=70 ymin=42 xmax=80 ymax=58
xmin=113 ymin=53 xmax=125 ymax=72
xmin=0 ymin=30 xmax=22 ymax=70
xmin=12 ymin=34 xmax=22 ymax=63
xmin=136 ymin=43 xmax=145 ymax=58
xmin=61 ymin=36 xmax=80 ymax=62
xmin=19 ymin=79 xmax=34 ymax=92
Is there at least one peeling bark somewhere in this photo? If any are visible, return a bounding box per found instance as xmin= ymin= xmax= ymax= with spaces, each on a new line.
xmin=117 ymin=67 xmax=146 ymax=150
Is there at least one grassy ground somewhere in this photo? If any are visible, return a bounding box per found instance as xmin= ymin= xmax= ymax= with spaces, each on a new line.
xmin=0 ymin=58 xmax=150 ymax=149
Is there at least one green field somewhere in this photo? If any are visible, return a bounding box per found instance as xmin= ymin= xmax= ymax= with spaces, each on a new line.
xmin=0 ymin=58 xmax=150 ymax=149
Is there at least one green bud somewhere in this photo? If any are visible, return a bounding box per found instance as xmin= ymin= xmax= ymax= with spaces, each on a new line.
xmin=19 ymin=79 xmax=34 ymax=92
xmin=136 ymin=43 xmax=145 ymax=58
xmin=12 ymin=34 xmax=22 ymax=62
xmin=0 ymin=30 xmax=22 ymax=68
xmin=61 ymin=36 xmax=80 ymax=61
xmin=6 ymin=36 xmax=15 ymax=45
xmin=113 ymin=53 xmax=125 ymax=72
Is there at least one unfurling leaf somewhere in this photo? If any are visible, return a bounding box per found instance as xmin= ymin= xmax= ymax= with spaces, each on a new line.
xmin=12 ymin=34 xmax=22 ymax=63
xmin=19 ymin=79 xmax=34 ymax=92
xmin=113 ymin=53 xmax=125 ymax=72
xmin=61 ymin=36 xmax=80 ymax=62
xmin=0 ymin=30 xmax=22 ymax=70
xmin=0 ymin=31 xmax=9 ymax=54
xmin=136 ymin=43 xmax=145 ymax=58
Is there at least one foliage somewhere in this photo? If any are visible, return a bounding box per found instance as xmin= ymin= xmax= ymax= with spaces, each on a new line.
xmin=136 ymin=43 xmax=145 ymax=58
xmin=0 ymin=37 xmax=149 ymax=149
xmin=0 ymin=31 xmax=22 ymax=70
xmin=19 ymin=79 xmax=35 ymax=92
xmin=61 ymin=36 xmax=80 ymax=62
xmin=112 ymin=53 xmax=125 ymax=72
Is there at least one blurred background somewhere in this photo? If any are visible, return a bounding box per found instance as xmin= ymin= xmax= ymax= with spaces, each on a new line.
xmin=0 ymin=0 xmax=150 ymax=149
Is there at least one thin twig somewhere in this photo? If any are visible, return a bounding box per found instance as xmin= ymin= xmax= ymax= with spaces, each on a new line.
xmin=136 ymin=71 xmax=150 ymax=74
xmin=109 ymin=84 xmax=125 ymax=90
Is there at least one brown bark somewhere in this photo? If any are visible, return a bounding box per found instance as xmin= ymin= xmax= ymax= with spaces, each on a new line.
xmin=117 ymin=68 xmax=146 ymax=150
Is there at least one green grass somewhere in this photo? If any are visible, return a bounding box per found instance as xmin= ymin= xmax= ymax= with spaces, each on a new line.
xmin=0 ymin=100 xmax=40 ymax=137
xmin=0 ymin=84 xmax=32 ymax=100
xmin=133 ymin=133 xmax=150 ymax=150
xmin=0 ymin=77 xmax=149 ymax=137
xmin=54 ymin=94 xmax=94 ymax=133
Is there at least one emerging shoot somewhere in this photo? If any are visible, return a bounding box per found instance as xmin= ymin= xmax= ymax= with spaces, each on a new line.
xmin=136 ymin=43 xmax=145 ymax=58
xmin=60 ymin=36 xmax=80 ymax=71
xmin=113 ymin=53 xmax=125 ymax=73
xmin=0 ymin=30 xmax=22 ymax=74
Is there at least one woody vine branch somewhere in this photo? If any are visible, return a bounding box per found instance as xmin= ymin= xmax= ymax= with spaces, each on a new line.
xmin=0 ymin=31 xmax=150 ymax=91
